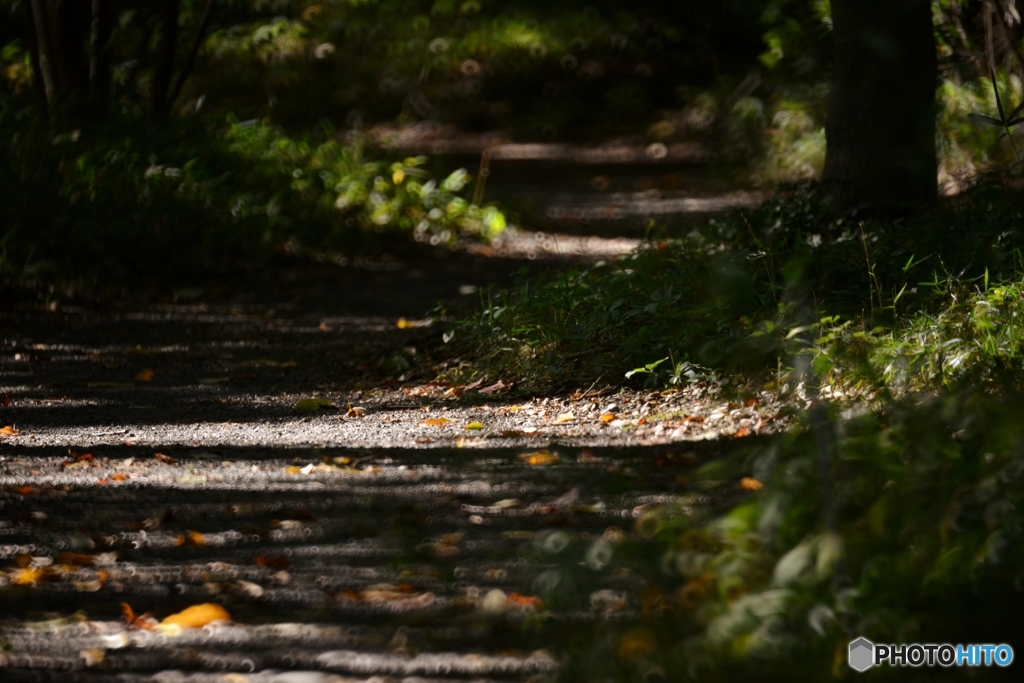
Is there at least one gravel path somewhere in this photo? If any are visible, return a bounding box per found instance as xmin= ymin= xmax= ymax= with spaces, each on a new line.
xmin=1 ymin=231 xmax=783 ymax=681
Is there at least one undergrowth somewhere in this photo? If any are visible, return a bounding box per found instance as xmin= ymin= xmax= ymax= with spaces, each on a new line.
xmin=449 ymin=181 xmax=1024 ymax=395
xmin=0 ymin=111 xmax=504 ymax=294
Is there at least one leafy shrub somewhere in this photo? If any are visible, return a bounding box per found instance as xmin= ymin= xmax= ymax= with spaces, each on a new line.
xmin=0 ymin=112 xmax=504 ymax=291
xmin=567 ymin=388 xmax=1024 ymax=681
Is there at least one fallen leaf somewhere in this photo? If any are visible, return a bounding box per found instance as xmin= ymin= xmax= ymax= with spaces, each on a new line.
xmin=518 ymin=449 xmax=559 ymax=466
xmin=160 ymin=603 xmax=230 ymax=629
xmin=507 ymin=592 xmax=544 ymax=610
xmin=479 ymin=380 xmax=510 ymax=395
xmin=80 ymin=648 xmax=105 ymax=666
xmin=739 ymin=477 xmax=764 ymax=491
xmin=599 ymin=413 xmax=616 ymax=423
xmin=154 ymin=452 xmax=177 ymax=464
xmin=503 ymin=405 xmax=523 ymax=412
xmin=254 ymin=553 xmax=290 ymax=569
xmin=346 ymin=404 xmax=366 ymax=417
xmin=465 ymin=421 xmax=485 ymax=430
xmin=617 ymin=627 xmax=657 ymax=661
xmin=554 ymin=413 xmax=575 ymax=424
xmin=13 ymin=566 xmax=46 ymax=586
xmin=295 ymin=397 xmax=333 ymax=411
xmin=56 ymin=552 xmax=95 ymax=566
xmin=414 ymin=437 xmax=433 ymax=444
xmin=421 ymin=418 xmax=451 ymax=427
xmin=134 ymin=368 xmax=154 ymax=382
xmin=111 ymin=472 xmax=128 ymax=481
xmin=734 ymin=426 xmax=752 ymax=438
xmin=745 ymin=396 xmax=760 ymax=408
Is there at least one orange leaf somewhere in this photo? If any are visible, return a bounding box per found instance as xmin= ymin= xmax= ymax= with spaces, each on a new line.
xmin=112 ymin=473 xmax=128 ymax=481
xmin=421 ymin=418 xmax=451 ymax=427
xmin=518 ymin=449 xmax=559 ymax=466
xmin=739 ymin=477 xmax=764 ymax=491
xmin=734 ymin=426 xmax=752 ymax=438
xmin=134 ymin=368 xmax=154 ymax=382
xmin=254 ymin=553 xmax=290 ymax=569
xmin=506 ymin=592 xmax=544 ymax=610
xmin=160 ymin=603 xmax=230 ymax=629
xmin=56 ymin=552 xmax=95 ymax=566
xmin=13 ymin=566 xmax=46 ymax=586
xmin=599 ymin=413 xmax=616 ymax=423
xmin=0 ymin=425 xmax=20 ymax=436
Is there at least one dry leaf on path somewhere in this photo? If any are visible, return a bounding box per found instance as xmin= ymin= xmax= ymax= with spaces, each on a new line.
xmin=554 ymin=413 xmax=575 ymax=424
xmin=599 ymin=413 xmax=616 ymax=423
xmin=465 ymin=421 xmax=485 ymax=430
xmin=421 ymin=418 xmax=451 ymax=427
xmin=518 ymin=449 xmax=559 ymax=466
xmin=134 ymin=369 xmax=154 ymax=382
xmin=160 ymin=603 xmax=231 ymax=629
xmin=1 ymin=425 xmax=21 ymax=436
xmin=479 ymin=380 xmax=510 ymax=395
xmin=295 ymin=397 xmax=333 ymax=411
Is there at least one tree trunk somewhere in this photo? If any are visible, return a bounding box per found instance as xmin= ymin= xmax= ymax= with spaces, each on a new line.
xmin=153 ymin=0 xmax=180 ymax=114
xmin=90 ymin=0 xmax=112 ymax=110
xmin=822 ymin=0 xmax=938 ymax=215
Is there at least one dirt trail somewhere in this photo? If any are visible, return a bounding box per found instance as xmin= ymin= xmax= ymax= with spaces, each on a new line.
xmin=0 ymin=169 xmax=774 ymax=681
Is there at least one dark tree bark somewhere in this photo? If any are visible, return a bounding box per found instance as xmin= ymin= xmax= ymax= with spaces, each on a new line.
xmin=822 ymin=0 xmax=938 ymax=215
xmin=89 ymin=0 xmax=112 ymax=109
xmin=167 ymin=0 xmax=215 ymax=110
xmin=22 ymin=1 xmax=49 ymax=112
xmin=152 ymin=0 xmax=180 ymax=114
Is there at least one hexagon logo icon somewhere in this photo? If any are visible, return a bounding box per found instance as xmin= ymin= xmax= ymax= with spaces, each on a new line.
xmin=849 ymin=637 xmax=875 ymax=672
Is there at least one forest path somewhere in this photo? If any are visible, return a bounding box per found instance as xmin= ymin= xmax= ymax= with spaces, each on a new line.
xmin=0 ymin=157 xmax=774 ymax=682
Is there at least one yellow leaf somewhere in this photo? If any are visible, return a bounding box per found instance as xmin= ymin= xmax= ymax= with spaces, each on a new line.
xmin=134 ymin=368 xmax=154 ymax=382
xmin=295 ymin=398 xmax=333 ymax=411
xmin=13 ymin=566 xmax=45 ymax=586
xmin=617 ymin=627 xmax=656 ymax=661
xmin=397 ymin=318 xmax=411 ymax=329
xmin=554 ymin=412 xmax=575 ymax=424
xmin=518 ymin=449 xmax=559 ymax=466
xmin=600 ymin=413 xmax=616 ymax=423
xmin=392 ymin=169 xmax=405 ymax=184
xmin=739 ymin=477 xmax=764 ymax=491
xmin=286 ymin=466 xmax=302 ymax=474
xmin=465 ymin=421 xmax=485 ymax=430
xmin=0 ymin=425 xmax=20 ymax=436
xmin=421 ymin=418 xmax=451 ymax=427
xmin=160 ymin=603 xmax=230 ymax=629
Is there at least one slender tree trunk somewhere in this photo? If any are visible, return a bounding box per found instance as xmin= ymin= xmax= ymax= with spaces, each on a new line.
xmin=22 ymin=0 xmax=49 ymax=113
xmin=29 ymin=0 xmax=56 ymax=105
xmin=153 ymin=0 xmax=180 ymax=114
xmin=90 ymin=0 xmax=112 ymax=110
xmin=822 ymin=0 xmax=938 ymax=215
xmin=167 ymin=0 xmax=215 ymax=110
